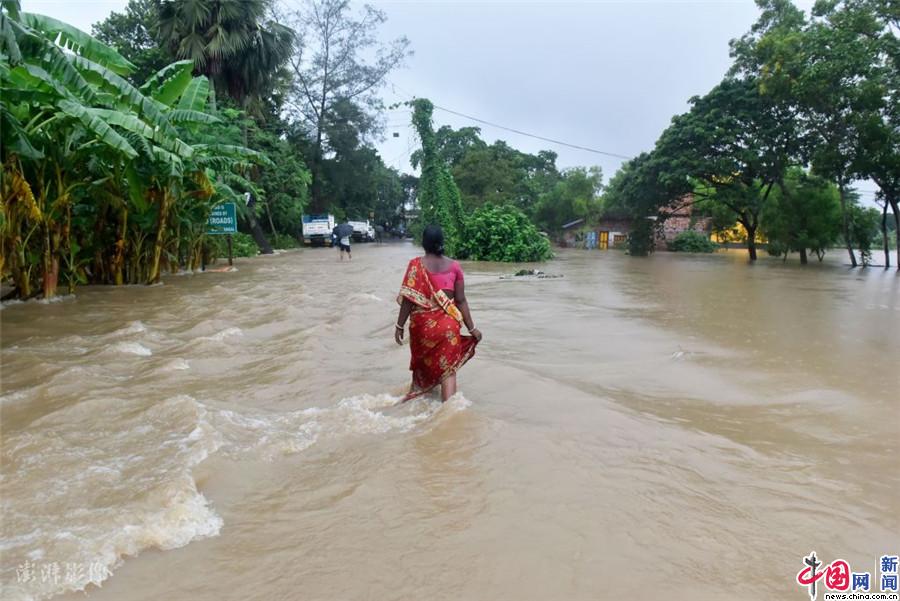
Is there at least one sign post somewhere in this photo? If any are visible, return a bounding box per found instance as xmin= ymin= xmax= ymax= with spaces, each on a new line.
xmin=206 ymin=203 xmax=237 ymax=270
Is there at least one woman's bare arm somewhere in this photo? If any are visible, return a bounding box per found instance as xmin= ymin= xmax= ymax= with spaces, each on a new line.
xmin=454 ymin=279 xmax=482 ymax=341
xmin=395 ymin=298 xmax=413 ymax=344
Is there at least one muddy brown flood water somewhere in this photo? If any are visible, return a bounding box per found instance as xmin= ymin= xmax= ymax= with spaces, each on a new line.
xmin=1 ymin=243 xmax=897 ymax=601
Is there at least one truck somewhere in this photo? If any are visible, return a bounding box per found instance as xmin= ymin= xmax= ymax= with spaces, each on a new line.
xmin=348 ymin=219 xmax=373 ymax=242
xmin=301 ymin=214 xmax=335 ymax=246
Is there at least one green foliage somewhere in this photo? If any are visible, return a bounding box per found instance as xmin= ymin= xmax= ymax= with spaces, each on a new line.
xmin=411 ymin=124 xmax=571 ymax=228
xmin=210 ymin=232 xmax=259 ymax=258
xmin=0 ymin=4 xmax=271 ymax=298
xmin=452 ymin=141 xmax=561 ymax=217
xmin=533 ymin=166 xmax=603 ymax=232
xmin=766 ymin=240 xmax=789 ymax=257
xmin=285 ymin=0 xmax=410 ymax=212
xmin=459 ymin=204 xmax=552 ymax=263
xmin=411 ymin=125 xmax=484 ymax=170
xmin=319 ymin=101 xmax=388 ymax=221
xmin=220 ymin=107 xmax=310 ymax=238
xmin=669 ymin=230 xmax=717 ymax=253
xmin=602 ymin=0 xmax=900 ymax=267
xmin=91 ymin=0 xmax=171 ymax=84
xmin=847 ymin=203 xmax=881 ymax=267
xmin=411 ymin=98 xmax=466 ymax=256
xmin=760 ymin=169 xmax=842 ymax=262
xmin=602 ymin=152 xmax=687 ymax=256
xmin=229 ymin=233 xmax=259 ymax=257
xmin=156 ymin=0 xmax=295 ymax=106
xmin=23 ymin=12 xmax=137 ymax=75
xmin=406 ymin=101 xmax=592 ymax=256
xmin=267 ymin=233 xmax=299 ymax=250
xmin=371 ymin=165 xmax=406 ymax=229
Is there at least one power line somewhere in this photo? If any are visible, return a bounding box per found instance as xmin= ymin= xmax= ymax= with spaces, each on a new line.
xmin=431 ymin=103 xmax=633 ymax=161
xmin=386 ymin=80 xmax=633 ymax=161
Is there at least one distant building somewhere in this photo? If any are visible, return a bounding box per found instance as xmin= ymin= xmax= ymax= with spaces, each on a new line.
xmin=560 ymin=216 xmax=630 ymax=249
xmin=654 ymin=194 xmax=711 ymax=250
xmin=560 ymin=194 xmax=711 ymax=250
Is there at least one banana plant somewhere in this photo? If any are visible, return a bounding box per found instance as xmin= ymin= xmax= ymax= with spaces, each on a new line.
xmin=1 ymin=1 xmax=271 ymax=295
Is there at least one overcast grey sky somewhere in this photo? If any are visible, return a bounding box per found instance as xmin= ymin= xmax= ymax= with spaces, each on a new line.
xmin=25 ymin=0 xmax=880 ymax=201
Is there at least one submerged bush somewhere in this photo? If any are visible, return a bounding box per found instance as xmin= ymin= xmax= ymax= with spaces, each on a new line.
xmin=766 ymin=240 xmax=789 ymax=258
xmin=268 ymin=233 xmax=299 ymax=249
xmin=669 ymin=230 xmax=717 ymax=253
xmin=210 ymin=233 xmax=259 ymax=259
xmin=459 ymin=204 xmax=552 ymax=262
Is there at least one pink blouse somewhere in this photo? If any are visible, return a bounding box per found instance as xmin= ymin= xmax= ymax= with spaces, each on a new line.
xmin=426 ymin=260 xmax=464 ymax=291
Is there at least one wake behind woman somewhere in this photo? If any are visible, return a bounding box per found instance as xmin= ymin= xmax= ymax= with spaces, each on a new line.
xmin=395 ymin=225 xmax=482 ymax=401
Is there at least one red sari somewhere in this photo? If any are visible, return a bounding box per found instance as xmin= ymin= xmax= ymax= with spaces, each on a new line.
xmin=398 ymin=257 xmax=478 ymax=400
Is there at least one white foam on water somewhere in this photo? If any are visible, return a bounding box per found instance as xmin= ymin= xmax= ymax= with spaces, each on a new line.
xmin=202 ymin=327 xmax=243 ymax=342
xmin=117 ymin=321 xmax=147 ymax=335
xmin=205 ymin=392 xmax=471 ymax=459
xmin=442 ymin=393 xmax=473 ymax=412
xmin=200 ymin=393 xmax=439 ymax=460
xmin=0 ymin=295 xmax=74 ymax=310
xmin=349 ymin=292 xmax=383 ymax=303
xmin=0 ymin=391 xmax=471 ymax=599
xmin=111 ymin=341 xmax=153 ymax=356
xmin=0 ymin=298 xmax=25 ymax=310
xmin=1 ymin=395 xmax=223 ymax=600
xmin=164 ymin=358 xmax=191 ymax=371
xmin=0 ymin=389 xmax=31 ymax=406
xmin=34 ymin=294 xmax=75 ymax=305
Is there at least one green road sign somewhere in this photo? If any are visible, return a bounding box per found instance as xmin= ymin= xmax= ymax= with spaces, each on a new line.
xmin=207 ymin=203 xmax=237 ymax=234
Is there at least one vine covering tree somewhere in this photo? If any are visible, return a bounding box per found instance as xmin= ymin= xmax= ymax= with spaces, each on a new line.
xmin=410 ymin=99 xmax=466 ymax=257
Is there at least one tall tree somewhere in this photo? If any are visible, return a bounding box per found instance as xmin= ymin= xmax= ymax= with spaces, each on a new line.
xmin=155 ymin=0 xmax=294 ymax=109
xmin=655 ymin=77 xmax=801 ymax=260
xmin=533 ymin=167 xmax=603 ymax=232
xmin=738 ymin=0 xmax=899 ymax=268
xmin=411 ymin=126 xmax=563 ymax=216
xmin=155 ymin=0 xmax=295 ymax=254
xmin=796 ymin=2 xmax=878 ymax=266
xmin=760 ymin=168 xmax=842 ymax=263
xmin=372 ymin=164 xmax=407 ymax=230
xmin=91 ymin=0 xmax=171 ymax=85
xmin=283 ymin=0 xmax=410 ymax=212
xmin=602 ymin=151 xmax=691 ymax=256
xmin=831 ymin=0 xmax=900 ymax=269
xmin=411 ymin=125 xmax=486 ymax=169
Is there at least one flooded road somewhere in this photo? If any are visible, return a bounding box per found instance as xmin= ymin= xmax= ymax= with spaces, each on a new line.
xmin=2 ymin=243 xmax=897 ymax=601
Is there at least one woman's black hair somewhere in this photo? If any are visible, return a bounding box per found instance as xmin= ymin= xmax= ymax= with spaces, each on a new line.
xmin=422 ymin=224 xmax=445 ymax=256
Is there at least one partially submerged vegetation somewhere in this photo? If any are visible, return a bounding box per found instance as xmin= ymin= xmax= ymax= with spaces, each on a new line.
xmin=603 ymin=0 xmax=897 ymax=267
xmin=1 ymin=3 xmax=270 ymax=299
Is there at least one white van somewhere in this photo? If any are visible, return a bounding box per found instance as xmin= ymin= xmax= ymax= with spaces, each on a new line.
xmin=301 ymin=214 xmax=335 ymax=246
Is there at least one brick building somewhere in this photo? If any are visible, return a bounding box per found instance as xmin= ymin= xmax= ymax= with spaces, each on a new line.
xmin=654 ymin=194 xmax=711 ymax=250
xmin=559 ymin=194 xmax=711 ymax=250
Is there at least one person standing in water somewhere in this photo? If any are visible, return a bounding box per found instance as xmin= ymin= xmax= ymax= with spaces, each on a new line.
xmin=395 ymin=225 xmax=482 ymax=401
xmin=339 ymin=226 xmax=352 ymax=261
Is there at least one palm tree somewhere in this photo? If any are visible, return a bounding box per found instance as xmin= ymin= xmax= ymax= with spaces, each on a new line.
xmin=154 ymin=0 xmax=294 ymax=255
xmin=155 ymin=0 xmax=294 ymax=109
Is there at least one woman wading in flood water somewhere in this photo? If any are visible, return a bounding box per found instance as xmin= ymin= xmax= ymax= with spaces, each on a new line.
xmin=395 ymin=225 xmax=482 ymax=401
